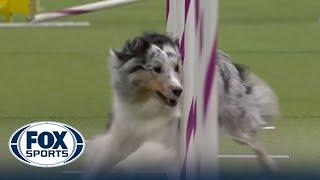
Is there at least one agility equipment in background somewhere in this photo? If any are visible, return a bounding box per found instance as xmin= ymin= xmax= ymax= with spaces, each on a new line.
xmin=0 ymin=0 xmax=140 ymax=28
xmin=31 ymin=0 xmax=141 ymax=23
xmin=0 ymin=0 xmax=38 ymax=22
xmin=167 ymin=0 xmax=220 ymax=178
xmin=0 ymin=21 xmax=90 ymax=28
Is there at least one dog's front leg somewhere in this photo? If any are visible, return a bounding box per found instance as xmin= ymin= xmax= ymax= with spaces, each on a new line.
xmin=84 ymin=129 xmax=142 ymax=179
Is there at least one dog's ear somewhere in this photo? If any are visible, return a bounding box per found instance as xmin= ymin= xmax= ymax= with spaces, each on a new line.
xmin=111 ymin=39 xmax=133 ymax=62
xmin=113 ymin=50 xmax=132 ymax=61
xmin=129 ymin=37 xmax=150 ymax=57
xmin=111 ymin=37 xmax=150 ymax=63
xmin=109 ymin=49 xmax=127 ymax=67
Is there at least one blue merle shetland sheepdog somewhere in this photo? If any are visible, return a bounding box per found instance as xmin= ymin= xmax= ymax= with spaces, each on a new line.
xmin=84 ymin=33 xmax=279 ymax=178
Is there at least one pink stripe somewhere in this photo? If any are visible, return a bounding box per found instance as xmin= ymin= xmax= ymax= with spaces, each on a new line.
xmin=184 ymin=0 xmax=191 ymax=22
xmin=181 ymin=99 xmax=197 ymax=180
xmin=203 ymin=40 xmax=217 ymax=117
xmin=186 ymin=100 xmax=196 ymax=149
xmin=180 ymin=0 xmax=192 ymax=64
xmin=180 ymin=152 xmax=187 ymax=180
xmin=179 ymin=32 xmax=185 ymax=62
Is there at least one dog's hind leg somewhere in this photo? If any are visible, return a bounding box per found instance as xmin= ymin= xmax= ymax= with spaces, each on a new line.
xmin=231 ymin=132 xmax=279 ymax=173
xmin=247 ymin=139 xmax=279 ymax=173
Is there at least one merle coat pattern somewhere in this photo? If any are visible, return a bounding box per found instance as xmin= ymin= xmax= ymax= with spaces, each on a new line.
xmin=84 ymin=33 xmax=279 ymax=178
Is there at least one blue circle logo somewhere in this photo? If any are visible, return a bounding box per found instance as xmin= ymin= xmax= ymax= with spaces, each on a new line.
xmin=9 ymin=121 xmax=85 ymax=167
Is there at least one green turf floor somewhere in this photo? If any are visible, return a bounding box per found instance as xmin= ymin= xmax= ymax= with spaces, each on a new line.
xmin=0 ymin=0 xmax=319 ymax=174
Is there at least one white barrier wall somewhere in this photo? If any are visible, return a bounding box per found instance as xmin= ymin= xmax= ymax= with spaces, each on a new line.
xmin=166 ymin=0 xmax=219 ymax=178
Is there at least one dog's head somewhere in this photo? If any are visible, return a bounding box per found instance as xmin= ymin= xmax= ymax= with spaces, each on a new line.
xmin=109 ymin=35 xmax=182 ymax=107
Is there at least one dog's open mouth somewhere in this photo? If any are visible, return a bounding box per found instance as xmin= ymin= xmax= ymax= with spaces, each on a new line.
xmin=156 ymin=91 xmax=177 ymax=107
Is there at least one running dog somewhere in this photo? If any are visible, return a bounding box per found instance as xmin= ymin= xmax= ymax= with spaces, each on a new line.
xmin=84 ymin=33 xmax=279 ymax=178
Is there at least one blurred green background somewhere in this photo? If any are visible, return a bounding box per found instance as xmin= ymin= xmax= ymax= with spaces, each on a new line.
xmin=0 ymin=0 xmax=319 ymax=175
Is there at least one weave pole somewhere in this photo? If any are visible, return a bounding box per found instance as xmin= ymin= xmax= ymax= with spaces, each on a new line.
xmin=167 ymin=0 xmax=219 ymax=179
xmin=31 ymin=0 xmax=141 ymax=23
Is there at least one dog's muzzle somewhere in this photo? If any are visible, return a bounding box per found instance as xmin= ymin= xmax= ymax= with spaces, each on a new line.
xmin=156 ymin=91 xmax=179 ymax=107
xmin=171 ymin=86 xmax=183 ymax=97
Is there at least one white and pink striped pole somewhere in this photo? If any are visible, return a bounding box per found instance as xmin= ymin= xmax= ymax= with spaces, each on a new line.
xmin=167 ymin=0 xmax=219 ymax=178
xmin=31 ymin=0 xmax=141 ymax=23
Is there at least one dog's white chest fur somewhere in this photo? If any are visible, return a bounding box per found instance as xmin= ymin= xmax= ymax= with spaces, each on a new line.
xmin=112 ymin=95 xmax=180 ymax=143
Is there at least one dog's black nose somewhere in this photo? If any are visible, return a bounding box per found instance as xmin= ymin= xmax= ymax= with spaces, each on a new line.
xmin=172 ymin=87 xmax=183 ymax=97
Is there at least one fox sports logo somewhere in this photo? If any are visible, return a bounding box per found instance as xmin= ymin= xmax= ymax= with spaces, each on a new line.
xmin=9 ymin=121 xmax=85 ymax=167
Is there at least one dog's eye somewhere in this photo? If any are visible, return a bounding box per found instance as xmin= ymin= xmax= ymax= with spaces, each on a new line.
xmin=153 ymin=66 xmax=162 ymax=74
xmin=174 ymin=65 xmax=180 ymax=72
